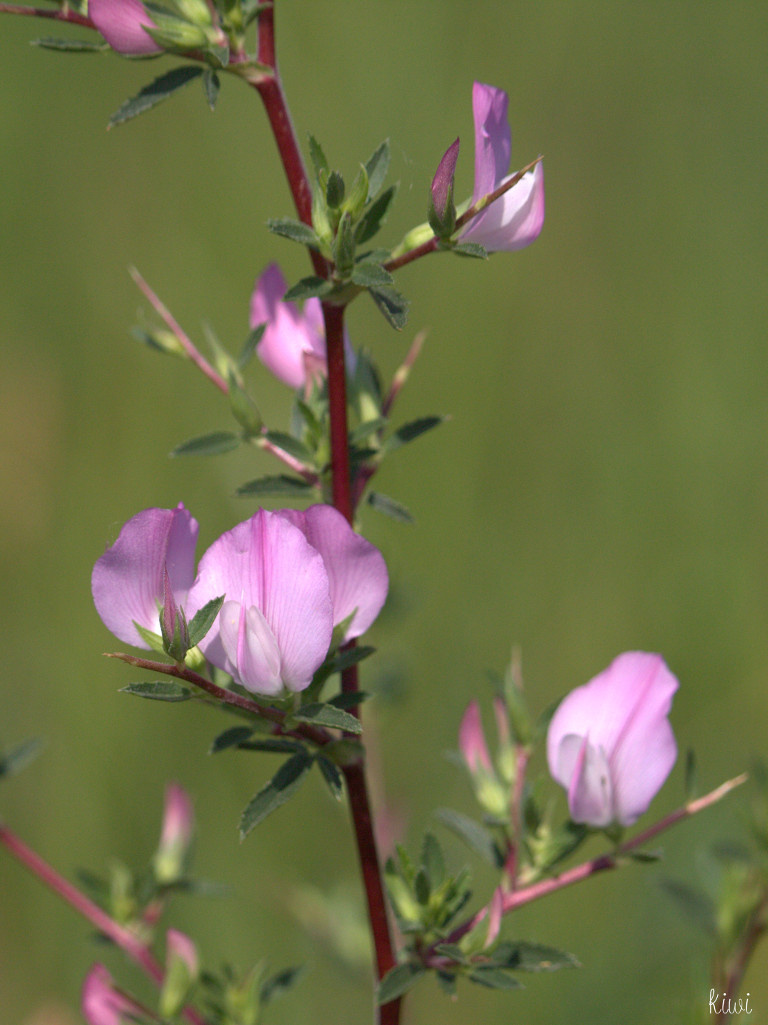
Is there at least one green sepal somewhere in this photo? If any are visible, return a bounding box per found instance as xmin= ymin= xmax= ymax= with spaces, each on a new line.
xmin=467 ymin=967 xmax=522 ymax=990
xmin=109 ymin=66 xmax=204 ymax=129
xmin=120 ymin=681 xmax=194 ymax=702
xmin=326 ymin=170 xmax=345 ymax=209
xmin=351 ymin=261 xmax=394 ymax=289
xmin=32 ymin=38 xmax=109 ymax=52
xmin=367 ymin=491 xmax=414 ymax=524
xmin=343 ymin=164 xmax=370 ymax=221
xmin=290 ymin=702 xmax=362 ymax=735
xmin=355 ymin=184 xmax=398 ymax=245
xmin=421 ymin=832 xmax=446 ymax=890
xmin=383 ymin=415 xmax=446 ymax=454
xmin=449 ymin=241 xmax=488 ymax=259
xmin=239 ymin=323 xmax=265 ymax=370
xmin=434 ymin=807 xmax=504 ymax=867
xmin=369 ymin=285 xmax=409 ymax=330
xmin=228 ymin=374 xmax=263 ymax=435
xmin=239 ymin=751 xmax=313 ymax=839
xmin=283 ymin=276 xmax=334 ymax=302
xmin=171 ymin=431 xmax=241 ymax=457
xmin=0 ymin=738 xmax=44 ymax=781
xmin=316 ymin=755 xmax=345 ymax=800
xmin=376 ymin=963 xmax=425 ymax=1005
xmin=132 ymin=622 xmax=167 ymax=653
xmin=333 ymin=212 xmax=356 ymax=278
xmin=235 ymin=474 xmax=315 ymax=498
xmin=187 ymin=594 xmax=225 ymax=647
xmin=202 ymin=68 xmax=220 ymax=110
xmin=267 ymin=217 xmax=323 ymax=251
xmin=364 ymin=139 xmax=390 ymax=201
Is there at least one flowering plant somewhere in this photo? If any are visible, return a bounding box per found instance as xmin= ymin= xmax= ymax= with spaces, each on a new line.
xmin=0 ymin=4 xmax=764 ymax=1025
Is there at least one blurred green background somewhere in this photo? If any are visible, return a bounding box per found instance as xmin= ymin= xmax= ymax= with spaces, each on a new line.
xmin=1 ymin=2 xmax=767 ymax=1022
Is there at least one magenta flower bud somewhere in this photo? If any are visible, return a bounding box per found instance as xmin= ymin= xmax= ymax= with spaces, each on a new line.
xmin=458 ymin=700 xmax=493 ymax=774
xmin=160 ymin=929 xmax=199 ymax=1019
xmin=185 ymin=505 xmax=388 ymax=696
xmin=82 ymin=965 xmax=145 ymax=1025
xmin=546 ymin=652 xmax=679 ymax=828
xmin=154 ymin=783 xmax=194 ymax=884
xmin=89 ymin=0 xmax=162 ymax=55
xmin=249 ymin=263 xmax=354 ymax=390
xmin=460 ymin=82 xmax=545 ymax=252
xmin=92 ymin=504 xmax=199 ymax=648
xmin=430 ymin=137 xmax=460 ymax=230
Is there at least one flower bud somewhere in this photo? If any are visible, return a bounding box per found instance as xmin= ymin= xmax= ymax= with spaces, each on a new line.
xmin=153 ymin=783 xmax=194 ymax=885
xmin=159 ymin=929 xmax=199 ymax=1019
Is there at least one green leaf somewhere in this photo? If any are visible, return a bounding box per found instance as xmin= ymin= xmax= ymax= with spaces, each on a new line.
xmin=239 ymin=324 xmax=265 ymax=370
xmin=450 ymin=241 xmax=488 ymax=259
xmin=356 ymin=184 xmax=398 ymax=244
xmin=171 ymin=431 xmax=241 ymax=457
xmin=133 ymin=622 xmax=166 ymax=653
xmin=432 ymin=943 xmax=470 ymax=966
xmin=367 ymin=491 xmax=414 ymax=524
xmin=109 ymin=66 xmax=204 ymax=129
xmin=209 ymin=725 xmax=256 ymax=753
xmin=364 ymin=140 xmax=390 ymax=200
xmin=238 ymin=737 xmax=307 ymax=755
xmin=236 ymin=474 xmax=315 ymax=498
xmin=120 ymin=681 xmax=193 ymax=702
xmin=260 ymin=965 xmax=306 ymax=1006
xmin=326 ymin=689 xmax=372 ymax=710
xmin=308 ymin=135 xmax=329 ymax=180
xmin=658 ymin=879 xmax=717 ymax=936
xmin=382 ymin=416 xmax=445 ymax=454
xmin=376 ymin=964 xmax=425 ymax=1005
xmin=434 ymin=808 xmax=502 ymax=866
xmin=351 ymin=262 xmax=394 ymax=289
xmin=317 ymin=755 xmax=344 ymax=800
xmin=369 ymin=285 xmax=409 ymax=330
xmin=267 ymin=217 xmax=322 ymax=250
xmin=262 ymin=430 xmax=313 ymax=465
xmin=349 ymin=417 xmax=387 ymax=445
xmin=326 ymin=170 xmax=345 ymax=208
xmin=291 ymin=702 xmax=362 ymax=735
xmin=188 ymin=595 xmax=224 ymax=647
xmin=468 ymin=967 xmax=522 ymax=990
xmin=491 ymin=941 xmax=580 ymax=973
xmin=32 ymin=38 xmax=108 ymax=52
xmin=421 ymin=833 xmax=446 ymax=890
xmin=202 ymin=68 xmax=220 ymax=110
xmin=239 ymin=752 xmax=313 ymax=839
xmin=0 ymin=738 xmax=44 ymax=780
xmin=283 ymin=276 xmax=334 ymax=302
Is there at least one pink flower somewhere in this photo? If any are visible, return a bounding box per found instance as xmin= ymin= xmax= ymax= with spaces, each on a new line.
xmin=460 ymin=82 xmax=544 ymax=252
xmin=249 ymin=263 xmax=354 ymax=390
xmin=154 ymin=783 xmax=194 ymax=883
xmin=92 ymin=504 xmax=199 ymax=648
xmin=185 ymin=505 xmax=388 ymax=695
xmin=89 ymin=0 xmax=162 ymax=55
xmin=546 ymin=652 xmax=679 ymax=828
xmin=458 ymin=700 xmax=493 ymax=775
xmin=82 ymin=965 xmax=145 ymax=1025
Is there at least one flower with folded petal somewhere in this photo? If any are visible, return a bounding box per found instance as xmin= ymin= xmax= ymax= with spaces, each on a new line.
xmin=89 ymin=0 xmax=162 ymax=55
xmin=92 ymin=504 xmax=198 ymax=648
xmin=546 ymin=652 xmax=679 ymax=828
xmin=439 ymin=82 xmax=544 ymax=253
xmin=250 ymin=263 xmax=354 ymax=390
xmin=186 ymin=505 xmax=387 ymax=696
xmin=82 ymin=965 xmax=146 ymax=1025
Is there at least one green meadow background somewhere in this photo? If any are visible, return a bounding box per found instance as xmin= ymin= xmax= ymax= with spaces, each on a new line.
xmin=1 ymin=3 xmax=767 ymax=1022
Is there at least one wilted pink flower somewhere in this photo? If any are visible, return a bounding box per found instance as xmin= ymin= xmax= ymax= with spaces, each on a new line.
xmin=89 ymin=0 xmax=162 ymax=55
xmin=546 ymin=652 xmax=679 ymax=828
xmin=92 ymin=504 xmax=199 ymax=648
xmin=166 ymin=928 xmax=199 ymax=978
xmin=249 ymin=263 xmax=354 ymax=390
xmin=154 ymin=783 xmax=194 ymax=883
xmin=185 ymin=505 xmax=388 ymax=695
xmin=82 ymin=965 xmax=145 ymax=1025
xmin=460 ymin=82 xmax=545 ymax=252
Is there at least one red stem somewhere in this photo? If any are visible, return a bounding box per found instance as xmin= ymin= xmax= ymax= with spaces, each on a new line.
xmin=0 ymin=4 xmax=93 ymax=26
xmin=0 ymin=824 xmax=206 ymax=1025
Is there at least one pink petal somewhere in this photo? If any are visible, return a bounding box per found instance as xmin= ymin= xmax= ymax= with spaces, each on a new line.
xmin=219 ymin=600 xmax=283 ymax=695
xmin=89 ymin=0 xmax=162 ymax=55
xmin=186 ymin=510 xmax=334 ymax=694
xmin=278 ymin=505 xmax=388 ymax=641
xmin=250 ymin=263 xmax=326 ymax=389
xmin=166 ymin=929 xmax=199 ymax=978
xmin=470 ymin=82 xmax=511 ymax=205
xmin=159 ymin=782 xmax=194 ymax=853
xmin=462 ymin=161 xmax=545 ymax=252
xmin=91 ymin=504 xmax=198 ymax=647
xmin=458 ymin=700 xmax=492 ymax=774
xmin=82 ymin=965 xmax=140 ymax=1025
